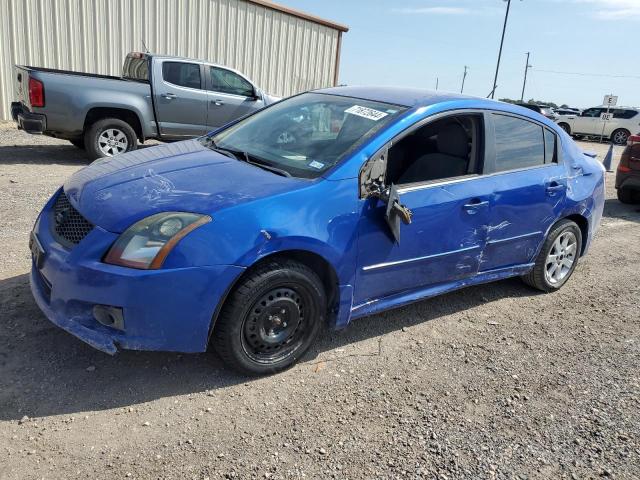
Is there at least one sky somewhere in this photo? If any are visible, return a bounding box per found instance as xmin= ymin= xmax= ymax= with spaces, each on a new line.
xmin=279 ymin=0 xmax=639 ymax=109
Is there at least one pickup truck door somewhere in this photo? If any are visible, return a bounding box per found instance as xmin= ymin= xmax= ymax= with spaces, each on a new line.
xmin=205 ymin=66 xmax=266 ymax=128
xmin=572 ymin=108 xmax=604 ymax=135
xmin=152 ymin=59 xmax=209 ymax=137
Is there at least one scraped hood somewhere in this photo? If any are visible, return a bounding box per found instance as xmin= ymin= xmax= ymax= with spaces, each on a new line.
xmin=64 ymin=140 xmax=306 ymax=232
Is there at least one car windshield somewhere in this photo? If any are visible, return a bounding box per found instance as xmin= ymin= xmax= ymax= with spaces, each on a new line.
xmin=203 ymin=92 xmax=406 ymax=179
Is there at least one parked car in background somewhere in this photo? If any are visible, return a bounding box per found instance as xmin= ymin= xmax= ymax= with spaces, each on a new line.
xmin=616 ymin=134 xmax=640 ymax=203
xmin=555 ymin=108 xmax=581 ymax=116
xmin=516 ymin=103 xmax=559 ymax=121
xmin=29 ymin=86 xmax=605 ymax=374
xmin=556 ymin=106 xmax=640 ymax=145
xmin=11 ymin=52 xmax=279 ymax=159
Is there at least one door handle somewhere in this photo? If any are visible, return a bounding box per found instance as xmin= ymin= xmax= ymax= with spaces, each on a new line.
xmin=161 ymin=93 xmax=177 ymax=99
xmin=211 ymin=99 xmax=225 ymax=106
xmin=545 ymin=182 xmax=566 ymax=195
xmin=462 ymin=199 xmax=489 ymax=214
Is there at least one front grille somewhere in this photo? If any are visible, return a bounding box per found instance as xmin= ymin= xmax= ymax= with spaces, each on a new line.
xmin=52 ymin=191 xmax=93 ymax=247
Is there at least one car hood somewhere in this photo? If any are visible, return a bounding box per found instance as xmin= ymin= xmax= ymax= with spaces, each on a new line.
xmin=64 ymin=140 xmax=307 ymax=233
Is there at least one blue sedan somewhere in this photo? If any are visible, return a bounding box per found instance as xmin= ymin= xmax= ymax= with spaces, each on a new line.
xmin=30 ymin=87 xmax=605 ymax=374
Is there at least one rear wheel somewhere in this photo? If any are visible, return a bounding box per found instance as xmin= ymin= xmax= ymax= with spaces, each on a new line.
xmin=212 ymin=260 xmax=326 ymax=375
xmin=522 ymin=219 xmax=582 ymax=292
xmin=69 ymin=138 xmax=85 ymax=149
xmin=617 ymin=188 xmax=638 ymax=204
xmin=84 ymin=118 xmax=137 ymax=160
xmin=558 ymin=122 xmax=571 ymax=135
xmin=611 ymin=129 xmax=630 ymax=146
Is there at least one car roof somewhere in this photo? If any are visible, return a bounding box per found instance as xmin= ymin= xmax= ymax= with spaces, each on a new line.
xmin=314 ymin=85 xmax=478 ymax=108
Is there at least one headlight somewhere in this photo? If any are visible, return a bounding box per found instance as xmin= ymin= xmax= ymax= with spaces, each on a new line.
xmin=104 ymin=212 xmax=211 ymax=269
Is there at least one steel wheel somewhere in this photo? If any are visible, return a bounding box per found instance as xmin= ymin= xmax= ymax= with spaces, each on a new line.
xmin=98 ymin=128 xmax=129 ymax=157
xmin=241 ymin=286 xmax=308 ymax=364
xmin=544 ymin=231 xmax=577 ymax=285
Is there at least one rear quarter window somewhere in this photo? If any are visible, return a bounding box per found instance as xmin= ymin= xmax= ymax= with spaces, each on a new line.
xmin=613 ymin=109 xmax=639 ymax=119
xmin=492 ymin=114 xmax=545 ymax=172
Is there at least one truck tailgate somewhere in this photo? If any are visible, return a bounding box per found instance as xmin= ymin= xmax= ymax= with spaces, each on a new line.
xmin=14 ymin=66 xmax=32 ymax=109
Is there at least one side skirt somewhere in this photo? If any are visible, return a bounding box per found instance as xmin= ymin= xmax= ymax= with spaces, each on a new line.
xmin=348 ymin=263 xmax=534 ymax=321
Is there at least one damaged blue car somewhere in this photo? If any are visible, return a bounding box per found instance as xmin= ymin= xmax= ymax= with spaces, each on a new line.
xmin=30 ymin=86 xmax=605 ymax=374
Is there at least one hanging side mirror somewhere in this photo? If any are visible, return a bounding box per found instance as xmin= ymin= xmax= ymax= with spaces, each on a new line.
xmin=383 ymin=184 xmax=413 ymax=244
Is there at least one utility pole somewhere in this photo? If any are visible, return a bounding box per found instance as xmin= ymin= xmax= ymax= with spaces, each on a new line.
xmin=491 ymin=0 xmax=515 ymax=99
xmin=520 ymin=52 xmax=532 ymax=102
xmin=461 ymin=66 xmax=469 ymax=94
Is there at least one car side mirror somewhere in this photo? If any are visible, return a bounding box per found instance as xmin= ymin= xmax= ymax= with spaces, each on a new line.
xmin=382 ymin=184 xmax=412 ymax=244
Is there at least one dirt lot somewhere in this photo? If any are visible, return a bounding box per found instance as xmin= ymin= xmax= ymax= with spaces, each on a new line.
xmin=0 ymin=123 xmax=638 ymax=480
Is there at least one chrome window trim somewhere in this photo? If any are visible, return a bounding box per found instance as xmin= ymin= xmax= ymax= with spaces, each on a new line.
xmin=362 ymin=245 xmax=481 ymax=272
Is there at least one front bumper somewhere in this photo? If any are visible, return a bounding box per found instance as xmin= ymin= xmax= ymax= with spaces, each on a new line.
xmin=30 ymin=195 xmax=245 ymax=354
xmin=11 ymin=102 xmax=46 ymax=134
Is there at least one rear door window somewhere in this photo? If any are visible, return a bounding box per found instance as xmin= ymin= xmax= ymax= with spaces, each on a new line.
xmin=492 ymin=114 xmax=545 ymax=172
xmin=162 ymin=62 xmax=201 ymax=89
xmin=209 ymin=67 xmax=254 ymax=97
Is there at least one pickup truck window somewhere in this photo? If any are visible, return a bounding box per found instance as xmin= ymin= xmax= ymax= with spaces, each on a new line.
xmin=208 ymin=92 xmax=406 ymax=179
xmin=210 ymin=67 xmax=254 ymax=97
xmin=162 ymin=62 xmax=201 ymax=89
xmin=122 ymin=54 xmax=149 ymax=81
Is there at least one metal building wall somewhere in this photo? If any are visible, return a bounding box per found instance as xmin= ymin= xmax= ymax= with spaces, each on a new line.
xmin=0 ymin=0 xmax=345 ymax=121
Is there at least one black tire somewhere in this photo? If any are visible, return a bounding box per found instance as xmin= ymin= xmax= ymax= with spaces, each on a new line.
xmin=69 ymin=138 xmax=85 ymax=149
xmin=212 ymin=260 xmax=326 ymax=375
xmin=611 ymin=128 xmax=630 ymax=146
xmin=84 ymin=118 xmax=138 ymax=160
xmin=558 ymin=122 xmax=571 ymax=135
xmin=522 ymin=219 xmax=582 ymax=292
xmin=617 ymin=188 xmax=638 ymax=204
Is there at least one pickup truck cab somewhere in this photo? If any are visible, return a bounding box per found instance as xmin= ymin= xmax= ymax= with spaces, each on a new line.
xmin=11 ymin=52 xmax=279 ymax=159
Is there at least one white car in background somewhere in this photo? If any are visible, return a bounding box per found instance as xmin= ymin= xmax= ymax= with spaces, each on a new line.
xmin=556 ymin=106 xmax=640 ymax=145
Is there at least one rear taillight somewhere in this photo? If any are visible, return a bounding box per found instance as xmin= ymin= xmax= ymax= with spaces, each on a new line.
xmin=28 ymin=78 xmax=44 ymax=108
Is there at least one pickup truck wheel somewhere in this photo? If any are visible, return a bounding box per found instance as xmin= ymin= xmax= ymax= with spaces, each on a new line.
xmin=212 ymin=260 xmax=326 ymax=376
xmin=85 ymin=118 xmax=137 ymax=160
xmin=69 ymin=138 xmax=85 ymax=150
xmin=521 ymin=219 xmax=582 ymax=293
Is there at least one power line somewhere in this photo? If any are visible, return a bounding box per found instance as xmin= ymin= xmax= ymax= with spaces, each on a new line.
xmin=533 ymin=69 xmax=640 ymax=79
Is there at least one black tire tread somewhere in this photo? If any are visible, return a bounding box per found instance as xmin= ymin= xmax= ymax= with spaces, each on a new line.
xmin=522 ymin=219 xmax=582 ymax=293
xmin=212 ymin=259 xmax=325 ymax=375
xmin=617 ymin=188 xmax=637 ymax=204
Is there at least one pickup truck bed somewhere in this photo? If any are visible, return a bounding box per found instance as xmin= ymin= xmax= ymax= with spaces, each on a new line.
xmin=12 ymin=52 xmax=277 ymax=159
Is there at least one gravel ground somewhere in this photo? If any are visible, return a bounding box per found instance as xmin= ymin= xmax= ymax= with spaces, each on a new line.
xmin=0 ymin=123 xmax=638 ymax=479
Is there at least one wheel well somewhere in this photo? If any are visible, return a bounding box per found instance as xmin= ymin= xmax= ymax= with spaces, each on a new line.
xmin=558 ymin=122 xmax=571 ymax=133
xmin=83 ymin=107 xmax=143 ymax=140
xmin=207 ymin=250 xmax=340 ymax=343
xmin=564 ymin=214 xmax=588 ymax=256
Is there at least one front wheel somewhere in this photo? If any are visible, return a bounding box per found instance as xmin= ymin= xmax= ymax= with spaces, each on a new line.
xmin=522 ymin=219 xmax=582 ymax=292
xmin=84 ymin=118 xmax=138 ymax=160
xmin=212 ymin=260 xmax=326 ymax=375
xmin=558 ymin=122 xmax=571 ymax=135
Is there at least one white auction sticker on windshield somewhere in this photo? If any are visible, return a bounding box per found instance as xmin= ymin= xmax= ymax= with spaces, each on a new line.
xmin=309 ymin=160 xmax=325 ymax=169
xmin=345 ymin=105 xmax=388 ymax=121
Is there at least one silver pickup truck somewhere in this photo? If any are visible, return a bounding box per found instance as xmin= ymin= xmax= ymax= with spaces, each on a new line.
xmin=11 ymin=52 xmax=279 ymax=159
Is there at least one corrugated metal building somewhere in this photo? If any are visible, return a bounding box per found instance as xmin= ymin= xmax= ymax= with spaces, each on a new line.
xmin=0 ymin=0 xmax=348 ymax=120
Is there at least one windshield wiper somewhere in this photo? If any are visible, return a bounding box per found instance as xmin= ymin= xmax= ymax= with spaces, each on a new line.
xmin=203 ymin=138 xmax=292 ymax=178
